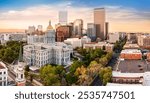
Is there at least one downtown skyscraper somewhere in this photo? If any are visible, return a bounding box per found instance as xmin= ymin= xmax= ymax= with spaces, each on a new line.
xmin=94 ymin=8 xmax=108 ymax=40
xmin=59 ymin=11 xmax=68 ymax=25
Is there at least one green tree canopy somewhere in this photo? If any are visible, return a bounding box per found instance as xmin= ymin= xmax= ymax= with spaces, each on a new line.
xmin=99 ymin=67 xmax=112 ymax=86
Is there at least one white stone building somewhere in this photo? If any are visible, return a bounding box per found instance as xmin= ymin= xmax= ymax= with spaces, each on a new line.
xmin=0 ymin=34 xmax=10 ymax=44
xmin=0 ymin=62 xmax=8 ymax=86
xmin=81 ymin=36 xmax=92 ymax=44
xmin=23 ymin=42 xmax=73 ymax=67
xmin=108 ymin=33 xmax=120 ymax=43
xmin=15 ymin=62 xmax=26 ymax=86
xmin=64 ymin=36 xmax=91 ymax=49
xmin=24 ymin=20 xmax=73 ymax=68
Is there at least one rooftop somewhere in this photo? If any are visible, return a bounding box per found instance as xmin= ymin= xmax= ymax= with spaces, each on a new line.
xmin=118 ymin=60 xmax=148 ymax=73
xmin=107 ymin=83 xmax=142 ymax=86
xmin=0 ymin=64 xmax=5 ymax=70
xmin=94 ymin=8 xmax=105 ymax=10
xmin=113 ymin=71 xmax=144 ymax=78
xmin=121 ymin=49 xmax=141 ymax=54
xmin=0 ymin=62 xmax=6 ymax=70
xmin=123 ymin=44 xmax=140 ymax=49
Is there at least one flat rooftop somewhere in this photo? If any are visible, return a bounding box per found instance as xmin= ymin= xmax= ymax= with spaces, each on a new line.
xmin=118 ymin=60 xmax=148 ymax=73
xmin=121 ymin=49 xmax=141 ymax=54
xmin=107 ymin=83 xmax=142 ymax=86
xmin=123 ymin=44 xmax=140 ymax=49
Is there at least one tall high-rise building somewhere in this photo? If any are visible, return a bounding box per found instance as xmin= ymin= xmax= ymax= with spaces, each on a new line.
xmin=94 ymin=8 xmax=106 ymax=40
xmin=59 ymin=11 xmax=68 ymax=25
xmin=87 ymin=23 xmax=96 ymax=40
xmin=73 ymin=19 xmax=83 ymax=36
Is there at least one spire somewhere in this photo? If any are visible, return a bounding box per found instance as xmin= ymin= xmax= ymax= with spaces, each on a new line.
xmin=49 ymin=20 xmax=51 ymax=26
xmin=19 ymin=45 xmax=23 ymax=62
xmin=47 ymin=20 xmax=53 ymax=30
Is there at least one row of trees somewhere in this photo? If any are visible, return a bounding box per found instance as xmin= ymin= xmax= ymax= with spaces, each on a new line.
xmin=0 ymin=41 xmax=22 ymax=63
xmin=67 ymin=48 xmax=113 ymax=86
xmin=114 ymin=38 xmax=127 ymax=53
xmin=39 ymin=48 xmax=113 ymax=86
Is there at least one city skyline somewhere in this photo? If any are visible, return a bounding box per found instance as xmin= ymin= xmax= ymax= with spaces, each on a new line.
xmin=0 ymin=0 xmax=150 ymax=32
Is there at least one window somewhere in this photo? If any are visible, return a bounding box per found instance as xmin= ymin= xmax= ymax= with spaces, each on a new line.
xmin=4 ymin=72 xmax=6 ymax=74
xmin=21 ymin=74 xmax=23 ymax=79
xmin=0 ymin=82 xmax=2 ymax=86
xmin=0 ymin=77 xmax=2 ymax=80
xmin=0 ymin=72 xmax=2 ymax=75
xmin=4 ymin=81 xmax=6 ymax=86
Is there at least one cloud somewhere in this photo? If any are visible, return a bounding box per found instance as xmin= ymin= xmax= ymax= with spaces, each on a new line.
xmin=0 ymin=3 xmax=150 ymax=32
xmin=0 ymin=3 xmax=93 ymax=30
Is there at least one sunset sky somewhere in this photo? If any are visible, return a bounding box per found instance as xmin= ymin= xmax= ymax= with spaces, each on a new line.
xmin=0 ymin=0 xmax=150 ymax=32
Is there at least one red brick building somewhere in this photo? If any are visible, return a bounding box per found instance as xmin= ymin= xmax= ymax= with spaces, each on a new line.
xmin=56 ymin=25 xmax=73 ymax=42
xmin=120 ymin=49 xmax=142 ymax=60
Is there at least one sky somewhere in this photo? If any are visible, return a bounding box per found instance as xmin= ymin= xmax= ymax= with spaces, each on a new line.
xmin=0 ymin=0 xmax=150 ymax=32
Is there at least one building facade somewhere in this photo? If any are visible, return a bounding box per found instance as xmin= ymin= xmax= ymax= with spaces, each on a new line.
xmin=127 ymin=33 xmax=137 ymax=43
xmin=0 ymin=62 xmax=8 ymax=86
xmin=59 ymin=11 xmax=68 ymax=25
xmin=83 ymin=42 xmax=114 ymax=52
xmin=37 ymin=25 xmax=43 ymax=31
xmin=56 ymin=25 xmax=72 ymax=42
xmin=108 ymin=33 xmax=120 ymax=43
xmin=120 ymin=49 xmax=142 ymax=60
xmin=28 ymin=26 xmax=36 ymax=34
xmin=87 ymin=23 xmax=96 ymax=40
xmin=73 ymin=19 xmax=83 ymax=36
xmin=64 ymin=36 xmax=91 ymax=49
xmin=94 ymin=8 xmax=106 ymax=40
xmin=23 ymin=43 xmax=73 ymax=67
xmin=15 ymin=62 xmax=26 ymax=86
xmin=138 ymin=35 xmax=150 ymax=48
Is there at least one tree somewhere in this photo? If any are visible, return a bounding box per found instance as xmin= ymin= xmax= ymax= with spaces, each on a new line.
xmin=77 ymin=74 xmax=92 ymax=86
xmin=70 ymin=61 xmax=83 ymax=73
xmin=74 ymin=66 xmax=87 ymax=77
xmin=88 ymin=61 xmax=102 ymax=77
xmin=99 ymin=57 xmax=108 ymax=66
xmin=65 ymin=73 xmax=77 ymax=85
xmin=40 ymin=65 xmax=61 ymax=86
xmin=74 ymin=66 xmax=93 ymax=85
xmin=99 ymin=67 xmax=112 ymax=86
xmin=44 ymin=73 xmax=61 ymax=86
xmin=25 ymin=65 xmax=30 ymax=72
xmin=56 ymin=65 xmax=65 ymax=74
xmin=0 ymin=41 xmax=21 ymax=63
